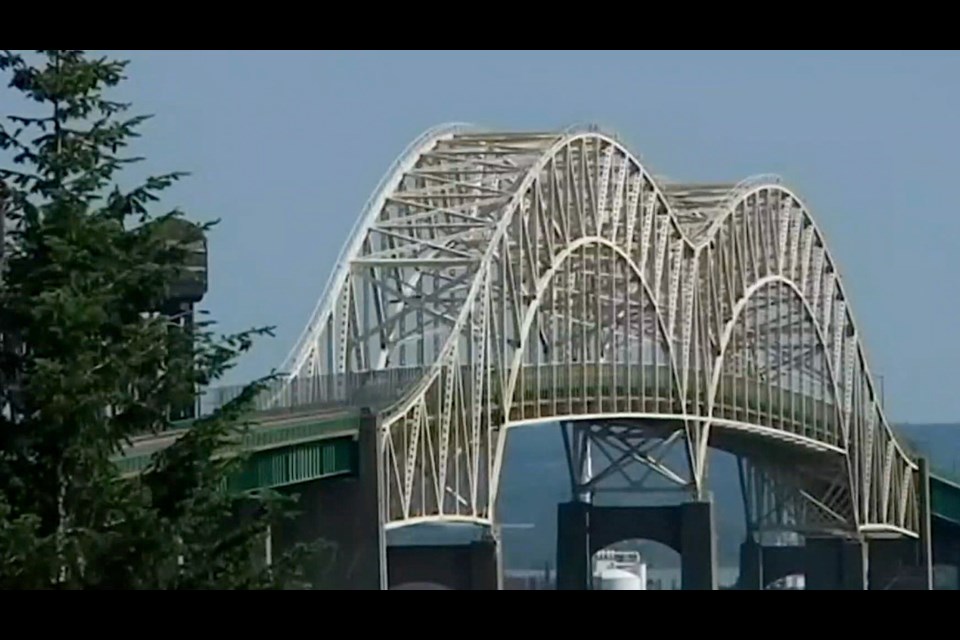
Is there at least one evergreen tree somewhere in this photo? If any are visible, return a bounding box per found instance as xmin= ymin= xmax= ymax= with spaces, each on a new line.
xmin=0 ymin=50 xmax=323 ymax=588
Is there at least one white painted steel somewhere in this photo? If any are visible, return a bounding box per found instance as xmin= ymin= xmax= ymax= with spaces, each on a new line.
xmin=250 ymin=125 xmax=920 ymax=540
xmin=597 ymin=567 xmax=643 ymax=590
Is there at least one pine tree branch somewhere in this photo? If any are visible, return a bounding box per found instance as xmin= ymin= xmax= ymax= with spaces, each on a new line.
xmin=0 ymin=50 xmax=326 ymax=589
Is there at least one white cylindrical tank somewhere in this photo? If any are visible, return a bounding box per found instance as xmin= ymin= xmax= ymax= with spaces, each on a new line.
xmin=635 ymin=562 xmax=647 ymax=588
xmin=597 ymin=567 xmax=643 ymax=590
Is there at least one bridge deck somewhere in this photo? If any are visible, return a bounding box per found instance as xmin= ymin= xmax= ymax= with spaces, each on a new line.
xmin=119 ymin=365 xmax=960 ymax=524
xmin=115 ymin=408 xmax=362 ymax=489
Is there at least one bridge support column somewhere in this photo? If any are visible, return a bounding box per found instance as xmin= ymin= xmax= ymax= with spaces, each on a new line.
xmin=805 ymin=537 xmax=866 ymax=590
xmin=737 ymin=540 xmax=763 ymax=590
xmin=470 ymin=537 xmax=503 ymax=590
xmin=387 ymin=538 xmax=502 ymax=590
xmin=737 ymin=540 xmax=808 ymax=589
xmin=868 ymin=538 xmax=931 ymax=590
xmin=867 ymin=457 xmax=934 ymax=590
xmin=680 ymin=500 xmax=718 ymax=591
xmin=917 ymin=457 xmax=934 ymax=589
xmin=556 ymin=501 xmax=591 ymax=590
xmin=271 ymin=409 xmax=385 ymax=590
xmin=555 ymin=498 xmax=717 ymax=590
xmin=932 ymin=519 xmax=960 ymax=590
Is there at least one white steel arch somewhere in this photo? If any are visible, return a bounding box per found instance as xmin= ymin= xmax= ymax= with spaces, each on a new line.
xmin=277 ymin=122 xmax=475 ymax=380
xmin=694 ymin=184 xmax=919 ymax=535
xmin=269 ymin=125 xmax=921 ymax=539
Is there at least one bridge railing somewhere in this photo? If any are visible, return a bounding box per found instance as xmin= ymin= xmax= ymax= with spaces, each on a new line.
xmin=197 ymin=367 xmax=432 ymax=419
xmin=190 ymin=362 xmax=841 ymax=428
xmin=198 ymin=363 xmax=685 ymax=419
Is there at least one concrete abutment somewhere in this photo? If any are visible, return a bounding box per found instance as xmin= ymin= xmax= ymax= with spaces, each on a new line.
xmin=735 ymin=536 xmax=932 ymax=590
xmin=267 ymin=408 xmax=504 ymax=590
xmin=387 ymin=539 xmax=502 ymax=590
xmin=270 ymin=409 xmax=385 ymax=589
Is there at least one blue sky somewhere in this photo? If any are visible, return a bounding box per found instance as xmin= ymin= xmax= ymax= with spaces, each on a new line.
xmin=4 ymin=50 xmax=959 ymax=423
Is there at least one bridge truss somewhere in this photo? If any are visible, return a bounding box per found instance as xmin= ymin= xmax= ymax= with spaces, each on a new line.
xmin=276 ymin=124 xmax=921 ymax=539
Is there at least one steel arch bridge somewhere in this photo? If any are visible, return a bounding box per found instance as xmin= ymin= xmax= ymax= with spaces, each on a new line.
xmin=268 ymin=123 xmax=921 ymax=541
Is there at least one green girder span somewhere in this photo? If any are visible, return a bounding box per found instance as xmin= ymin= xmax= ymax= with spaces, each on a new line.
xmin=114 ymin=412 xmax=362 ymax=490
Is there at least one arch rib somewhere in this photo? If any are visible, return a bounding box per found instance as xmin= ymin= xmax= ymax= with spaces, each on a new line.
xmin=695 ymin=183 xmax=918 ymax=535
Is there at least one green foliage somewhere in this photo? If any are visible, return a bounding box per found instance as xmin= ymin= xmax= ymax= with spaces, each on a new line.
xmin=0 ymin=50 xmax=327 ymax=588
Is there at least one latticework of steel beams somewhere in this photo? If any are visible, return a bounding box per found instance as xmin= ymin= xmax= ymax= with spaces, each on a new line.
xmin=275 ymin=124 xmax=920 ymax=538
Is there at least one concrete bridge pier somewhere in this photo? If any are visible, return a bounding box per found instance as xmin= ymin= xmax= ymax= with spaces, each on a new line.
xmin=269 ymin=409 xmax=386 ymax=590
xmin=737 ymin=537 xmax=932 ymax=590
xmin=932 ymin=517 xmax=960 ymax=589
xmin=867 ymin=456 xmax=934 ymax=590
xmin=387 ymin=536 xmax=502 ymax=590
xmin=868 ymin=537 xmax=932 ymax=590
xmin=556 ymin=499 xmax=718 ymax=590
xmin=680 ymin=501 xmax=718 ymax=590
xmin=736 ymin=540 xmax=806 ymax=589
xmin=803 ymin=537 xmax=868 ymax=590
xmin=932 ymin=531 xmax=960 ymax=589
xmin=556 ymin=501 xmax=591 ymax=590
